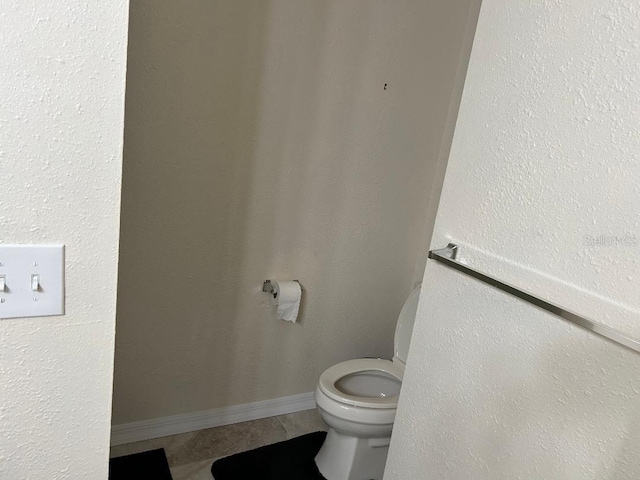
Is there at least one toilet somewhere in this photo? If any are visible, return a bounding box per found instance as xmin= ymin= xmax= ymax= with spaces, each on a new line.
xmin=314 ymin=286 xmax=421 ymax=480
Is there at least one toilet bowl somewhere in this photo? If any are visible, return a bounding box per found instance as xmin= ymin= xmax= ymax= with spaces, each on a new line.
xmin=314 ymin=286 xmax=421 ymax=480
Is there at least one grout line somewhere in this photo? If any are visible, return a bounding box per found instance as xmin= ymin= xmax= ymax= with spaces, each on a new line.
xmin=275 ymin=414 xmax=294 ymax=439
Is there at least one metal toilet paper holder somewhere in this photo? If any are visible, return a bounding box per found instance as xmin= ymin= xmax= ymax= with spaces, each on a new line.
xmin=262 ymin=280 xmax=302 ymax=299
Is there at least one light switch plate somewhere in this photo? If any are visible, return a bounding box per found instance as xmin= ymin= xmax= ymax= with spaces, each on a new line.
xmin=0 ymin=245 xmax=65 ymax=319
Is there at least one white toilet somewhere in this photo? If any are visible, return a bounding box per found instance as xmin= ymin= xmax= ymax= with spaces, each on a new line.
xmin=314 ymin=286 xmax=421 ymax=480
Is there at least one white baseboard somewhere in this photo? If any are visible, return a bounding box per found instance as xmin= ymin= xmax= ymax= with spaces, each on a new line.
xmin=110 ymin=392 xmax=316 ymax=446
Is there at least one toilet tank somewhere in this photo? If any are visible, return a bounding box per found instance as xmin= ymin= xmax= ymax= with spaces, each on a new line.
xmin=393 ymin=286 xmax=421 ymax=366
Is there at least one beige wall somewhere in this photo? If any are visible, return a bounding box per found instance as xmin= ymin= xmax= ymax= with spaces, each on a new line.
xmin=112 ymin=0 xmax=475 ymax=424
xmin=0 ymin=1 xmax=128 ymax=478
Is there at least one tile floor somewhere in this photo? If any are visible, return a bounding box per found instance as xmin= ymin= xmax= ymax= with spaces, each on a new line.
xmin=110 ymin=409 xmax=328 ymax=480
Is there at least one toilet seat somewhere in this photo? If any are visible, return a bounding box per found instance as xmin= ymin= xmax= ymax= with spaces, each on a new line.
xmin=318 ymin=358 xmax=404 ymax=409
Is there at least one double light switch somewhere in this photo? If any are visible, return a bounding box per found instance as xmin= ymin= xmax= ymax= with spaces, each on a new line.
xmin=0 ymin=245 xmax=65 ymax=319
xmin=1 ymin=274 xmax=41 ymax=292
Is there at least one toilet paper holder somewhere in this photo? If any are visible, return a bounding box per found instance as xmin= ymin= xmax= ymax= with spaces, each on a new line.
xmin=262 ymin=279 xmax=302 ymax=299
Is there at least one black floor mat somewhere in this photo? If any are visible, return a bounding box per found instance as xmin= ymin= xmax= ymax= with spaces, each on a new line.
xmin=109 ymin=448 xmax=173 ymax=480
xmin=211 ymin=431 xmax=327 ymax=480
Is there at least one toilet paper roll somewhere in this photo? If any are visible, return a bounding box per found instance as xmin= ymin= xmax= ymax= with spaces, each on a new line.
xmin=270 ymin=280 xmax=302 ymax=323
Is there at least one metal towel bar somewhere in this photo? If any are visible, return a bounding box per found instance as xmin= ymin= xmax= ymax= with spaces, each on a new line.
xmin=428 ymin=243 xmax=640 ymax=354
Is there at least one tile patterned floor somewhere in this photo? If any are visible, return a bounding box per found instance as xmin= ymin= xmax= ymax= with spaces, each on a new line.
xmin=110 ymin=409 xmax=328 ymax=480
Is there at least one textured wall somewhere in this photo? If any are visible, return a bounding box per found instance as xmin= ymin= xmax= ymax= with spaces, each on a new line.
xmin=389 ymin=266 xmax=640 ymax=479
xmin=386 ymin=0 xmax=640 ymax=478
xmin=0 ymin=1 xmax=129 ymax=479
xmin=112 ymin=0 xmax=476 ymax=424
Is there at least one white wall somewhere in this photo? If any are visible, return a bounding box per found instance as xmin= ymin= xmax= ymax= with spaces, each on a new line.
xmin=386 ymin=0 xmax=640 ymax=478
xmin=0 ymin=1 xmax=129 ymax=478
xmin=112 ymin=0 xmax=477 ymax=424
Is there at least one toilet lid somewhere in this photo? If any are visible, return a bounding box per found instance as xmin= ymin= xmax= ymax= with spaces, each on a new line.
xmin=318 ymin=358 xmax=403 ymax=409
xmin=393 ymin=286 xmax=421 ymax=366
